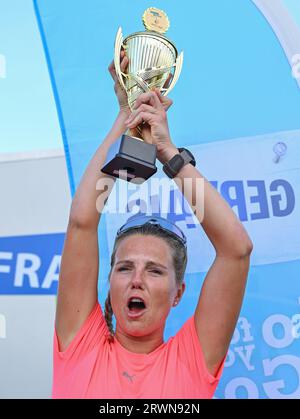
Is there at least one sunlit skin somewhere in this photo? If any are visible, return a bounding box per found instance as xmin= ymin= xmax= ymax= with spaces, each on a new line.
xmin=55 ymin=51 xmax=252 ymax=382
xmin=109 ymin=234 xmax=185 ymax=354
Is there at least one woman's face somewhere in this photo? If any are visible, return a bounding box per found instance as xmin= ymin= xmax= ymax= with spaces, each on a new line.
xmin=109 ymin=234 xmax=184 ymax=338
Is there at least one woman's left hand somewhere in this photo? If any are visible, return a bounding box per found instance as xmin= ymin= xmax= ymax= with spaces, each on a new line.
xmin=125 ymin=89 xmax=176 ymax=161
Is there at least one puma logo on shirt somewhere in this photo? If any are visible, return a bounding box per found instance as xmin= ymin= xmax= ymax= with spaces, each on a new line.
xmin=122 ymin=371 xmax=136 ymax=383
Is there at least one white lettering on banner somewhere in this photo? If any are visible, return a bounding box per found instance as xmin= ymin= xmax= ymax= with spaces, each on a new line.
xmin=231 ymin=317 xmax=253 ymax=344
xmin=222 ymin=297 xmax=300 ymax=398
xmin=226 ymin=317 xmax=255 ymax=371
xmin=263 ymin=356 xmax=300 ymax=399
xmin=234 ymin=345 xmax=255 ymax=371
xmin=292 ymin=54 xmax=300 ymax=80
xmin=263 ymin=314 xmax=295 ymax=349
xmin=0 ymin=252 xmax=61 ymax=289
xmin=15 ymin=253 xmax=41 ymax=288
xmin=224 ymin=356 xmax=300 ymax=399
xmin=224 ymin=377 xmax=259 ymax=399
xmin=0 ymin=54 xmax=6 ymax=78
xmin=0 ymin=252 xmax=13 ymax=273
xmin=224 ymin=357 xmax=300 ymax=399
xmin=41 ymin=255 xmax=61 ymax=288
xmin=0 ymin=314 xmax=6 ymax=339
xmin=225 ymin=345 xmax=255 ymax=371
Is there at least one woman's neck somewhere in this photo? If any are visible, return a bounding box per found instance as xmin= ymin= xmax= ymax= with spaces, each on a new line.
xmin=114 ymin=328 xmax=164 ymax=355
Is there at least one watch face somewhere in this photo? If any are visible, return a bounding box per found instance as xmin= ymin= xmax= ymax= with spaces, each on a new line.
xmin=163 ymin=149 xmax=195 ymax=178
xmin=172 ymin=154 xmax=185 ymax=172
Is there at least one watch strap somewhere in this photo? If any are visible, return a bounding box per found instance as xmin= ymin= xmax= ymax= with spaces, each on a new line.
xmin=178 ymin=148 xmax=196 ymax=167
xmin=163 ymin=148 xmax=196 ymax=178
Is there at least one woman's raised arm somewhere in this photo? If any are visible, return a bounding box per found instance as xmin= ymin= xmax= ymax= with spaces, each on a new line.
xmin=55 ymin=54 xmax=130 ymax=352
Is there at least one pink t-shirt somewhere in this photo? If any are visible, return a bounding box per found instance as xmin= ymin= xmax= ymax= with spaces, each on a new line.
xmin=52 ymin=302 xmax=225 ymax=399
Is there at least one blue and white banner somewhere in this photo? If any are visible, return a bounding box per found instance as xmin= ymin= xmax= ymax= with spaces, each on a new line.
xmin=104 ymin=129 xmax=300 ymax=273
xmin=217 ymin=299 xmax=300 ymax=399
xmin=4 ymin=0 xmax=297 ymax=398
xmin=0 ymin=233 xmax=64 ymax=294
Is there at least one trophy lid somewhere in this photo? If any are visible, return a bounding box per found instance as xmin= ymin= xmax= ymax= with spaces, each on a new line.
xmin=142 ymin=7 xmax=170 ymax=34
xmin=122 ymin=8 xmax=178 ymax=57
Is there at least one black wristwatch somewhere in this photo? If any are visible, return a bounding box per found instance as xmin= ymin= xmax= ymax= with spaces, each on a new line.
xmin=163 ymin=148 xmax=196 ymax=179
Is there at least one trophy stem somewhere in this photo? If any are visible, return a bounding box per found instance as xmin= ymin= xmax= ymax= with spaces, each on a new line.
xmin=126 ymin=127 xmax=144 ymax=141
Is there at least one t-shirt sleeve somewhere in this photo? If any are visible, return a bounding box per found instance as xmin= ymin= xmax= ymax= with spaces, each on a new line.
xmin=53 ymin=302 xmax=108 ymax=361
xmin=52 ymin=302 xmax=110 ymax=398
xmin=174 ymin=315 xmax=226 ymax=389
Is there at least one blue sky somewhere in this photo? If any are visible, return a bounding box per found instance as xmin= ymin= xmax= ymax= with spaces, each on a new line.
xmin=0 ymin=0 xmax=299 ymax=154
xmin=0 ymin=0 xmax=62 ymax=153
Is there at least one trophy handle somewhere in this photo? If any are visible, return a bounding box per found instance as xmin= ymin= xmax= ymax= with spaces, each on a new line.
xmin=164 ymin=51 xmax=184 ymax=96
xmin=114 ymin=27 xmax=127 ymax=91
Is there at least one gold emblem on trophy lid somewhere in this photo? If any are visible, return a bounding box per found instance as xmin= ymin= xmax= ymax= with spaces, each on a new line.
xmin=142 ymin=7 xmax=170 ymax=34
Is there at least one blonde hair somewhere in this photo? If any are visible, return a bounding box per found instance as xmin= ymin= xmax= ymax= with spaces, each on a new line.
xmin=104 ymin=223 xmax=187 ymax=342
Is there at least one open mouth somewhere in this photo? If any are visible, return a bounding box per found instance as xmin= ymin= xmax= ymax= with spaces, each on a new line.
xmin=127 ymin=297 xmax=147 ymax=314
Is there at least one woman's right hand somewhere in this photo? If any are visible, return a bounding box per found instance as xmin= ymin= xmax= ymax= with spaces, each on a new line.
xmin=108 ymin=50 xmax=130 ymax=115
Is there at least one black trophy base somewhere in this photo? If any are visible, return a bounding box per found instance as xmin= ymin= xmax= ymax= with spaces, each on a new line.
xmin=101 ymin=134 xmax=157 ymax=184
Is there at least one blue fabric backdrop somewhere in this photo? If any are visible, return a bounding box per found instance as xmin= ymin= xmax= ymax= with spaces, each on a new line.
xmin=34 ymin=0 xmax=300 ymax=398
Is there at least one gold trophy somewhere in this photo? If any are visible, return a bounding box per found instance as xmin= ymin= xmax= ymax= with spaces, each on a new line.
xmin=101 ymin=7 xmax=183 ymax=183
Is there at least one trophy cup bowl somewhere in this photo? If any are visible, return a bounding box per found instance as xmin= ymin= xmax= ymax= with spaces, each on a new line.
xmin=101 ymin=8 xmax=183 ymax=184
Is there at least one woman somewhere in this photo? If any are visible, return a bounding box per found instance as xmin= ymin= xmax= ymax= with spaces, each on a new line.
xmin=53 ymin=52 xmax=253 ymax=399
